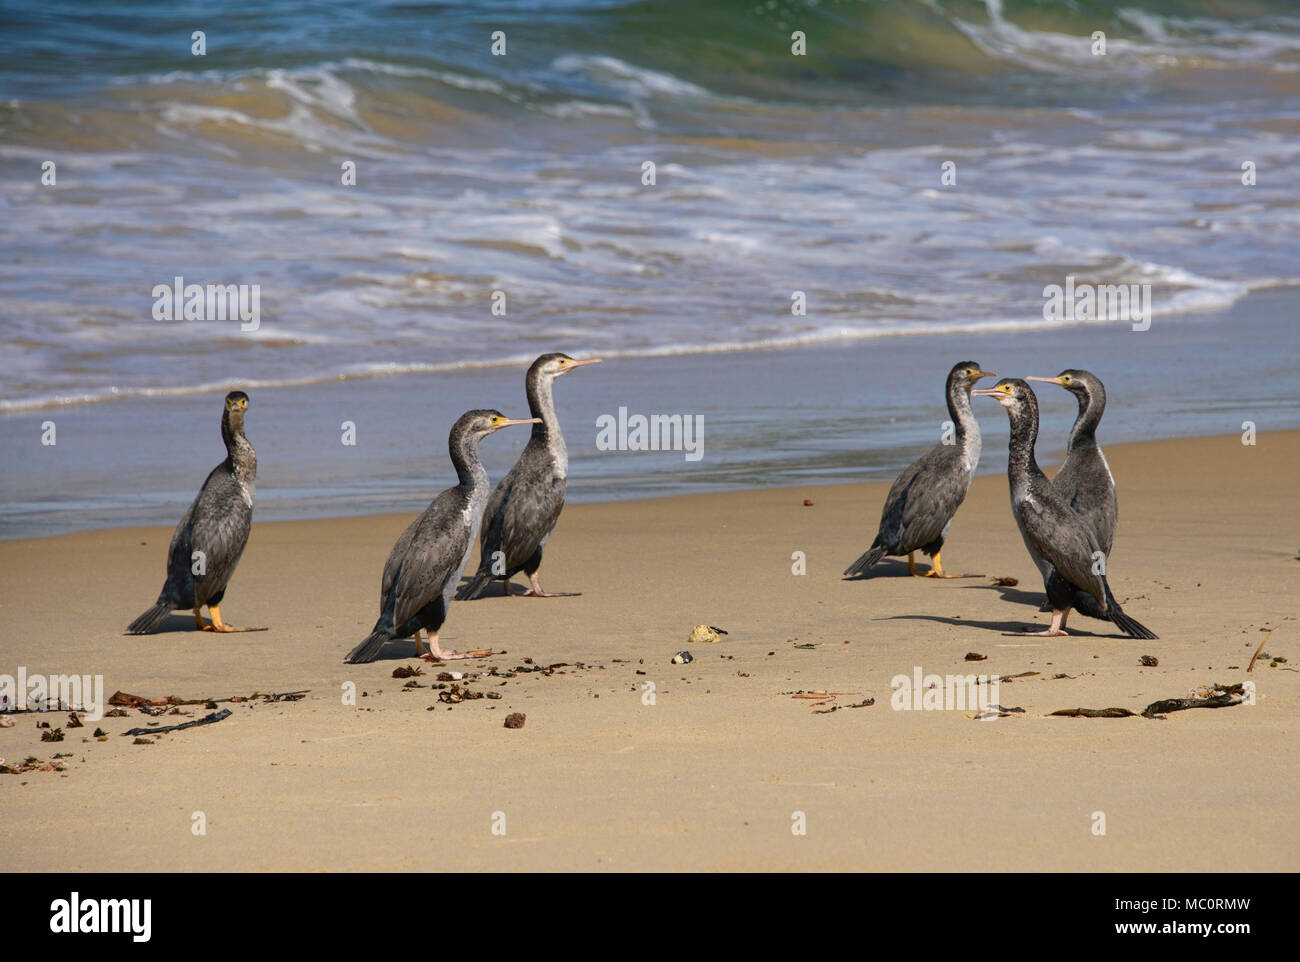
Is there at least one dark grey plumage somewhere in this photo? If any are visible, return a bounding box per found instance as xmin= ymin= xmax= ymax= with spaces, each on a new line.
xmin=844 ymin=361 xmax=995 ymax=579
xmin=344 ymin=409 xmax=537 ymax=664
xmin=973 ymin=378 xmax=1155 ymax=639
xmin=457 ymin=353 xmax=601 ymax=600
xmin=1026 ymin=369 xmax=1117 ymax=620
xmin=126 ymin=391 xmax=256 ymax=634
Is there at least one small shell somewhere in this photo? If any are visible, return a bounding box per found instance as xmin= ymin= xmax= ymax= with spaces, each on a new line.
xmin=671 ymin=650 xmax=694 ymax=665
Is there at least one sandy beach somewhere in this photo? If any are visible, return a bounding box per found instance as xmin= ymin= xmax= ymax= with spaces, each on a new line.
xmin=1 ymin=429 xmax=1295 ymax=871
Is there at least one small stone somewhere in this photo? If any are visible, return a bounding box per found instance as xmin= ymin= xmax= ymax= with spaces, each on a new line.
xmin=504 ymin=713 xmax=526 ymax=729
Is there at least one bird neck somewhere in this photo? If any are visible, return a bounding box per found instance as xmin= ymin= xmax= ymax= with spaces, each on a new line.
xmin=526 ymin=372 xmax=566 ymax=464
xmin=449 ymin=428 xmax=488 ymax=493
xmin=1006 ymin=404 xmax=1044 ymax=485
xmin=1068 ymin=386 xmax=1105 ymax=452
xmin=222 ymin=411 xmax=256 ymax=481
xmin=946 ymin=380 xmax=979 ymax=444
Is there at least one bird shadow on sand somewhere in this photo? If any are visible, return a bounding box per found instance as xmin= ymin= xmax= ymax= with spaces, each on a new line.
xmin=123 ymin=614 xmax=210 ymax=635
xmin=879 ymin=613 xmax=1116 ymax=639
xmin=453 ymin=577 xmax=512 ymax=600
xmin=961 ymin=583 xmax=1047 ymax=609
xmin=842 ymin=559 xmax=985 ymax=581
xmin=351 ymin=640 xmax=426 ymax=662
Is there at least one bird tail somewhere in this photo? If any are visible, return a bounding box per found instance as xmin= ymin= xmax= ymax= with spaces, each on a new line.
xmin=455 ymin=567 xmax=493 ymax=601
xmin=344 ymin=624 xmax=392 ymax=664
xmin=1104 ymin=585 xmax=1157 ymax=640
xmin=126 ymin=600 xmax=173 ymax=635
xmin=844 ymin=541 xmax=887 ymax=578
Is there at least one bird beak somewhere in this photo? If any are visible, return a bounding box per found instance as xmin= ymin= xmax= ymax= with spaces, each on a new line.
xmin=495 ymin=418 xmax=542 ymax=429
xmin=563 ymin=358 xmax=603 ymax=373
xmin=1025 ymin=375 xmax=1067 ymax=386
xmin=971 ymin=388 xmax=1000 ymax=398
xmin=970 ymin=370 xmax=997 ymax=381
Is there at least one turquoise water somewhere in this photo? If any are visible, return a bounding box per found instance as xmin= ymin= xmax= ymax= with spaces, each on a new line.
xmin=1 ymin=1 xmax=1298 ymax=535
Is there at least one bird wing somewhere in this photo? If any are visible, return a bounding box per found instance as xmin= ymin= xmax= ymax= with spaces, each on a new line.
xmin=876 ymin=445 xmax=968 ymax=553
xmin=1017 ymin=485 xmax=1107 ymax=601
xmin=500 ymin=467 xmax=565 ymax=568
xmin=390 ymin=489 xmax=471 ymax=630
xmin=186 ymin=465 xmax=253 ymax=604
xmin=1053 ymin=449 xmax=1118 ymax=556
xmin=477 ymin=470 xmax=514 ymax=567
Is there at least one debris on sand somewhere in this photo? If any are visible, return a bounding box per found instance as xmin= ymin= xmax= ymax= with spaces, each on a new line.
xmin=973 ymin=705 xmax=1024 ymax=720
xmin=1 ymin=755 xmax=66 ymax=774
xmin=504 ymin=713 xmax=526 ymax=729
xmin=1050 ymin=707 xmax=1137 ymax=718
xmin=813 ymin=698 xmax=874 ymax=715
xmin=991 ymin=576 xmax=1018 ymax=587
xmin=1051 ymin=683 xmax=1245 ymax=720
xmin=1247 ymin=630 xmax=1273 ymax=672
xmin=1141 ymin=692 xmax=1241 ymax=719
xmin=392 ymin=665 xmax=423 ymax=679
xmin=1139 ymin=655 xmax=1159 ymax=667
xmin=40 ymin=728 xmax=65 ymax=742
xmin=688 ymin=625 xmax=728 ymax=644
xmin=66 ymin=712 xmax=84 ymax=729
xmin=671 ymin=651 xmax=693 ymax=665
xmin=123 ymin=708 xmax=232 ymax=737
xmin=965 ymin=652 xmax=987 ymax=661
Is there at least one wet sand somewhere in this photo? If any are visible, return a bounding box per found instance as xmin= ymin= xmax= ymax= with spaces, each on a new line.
xmin=1 ymin=431 xmax=1296 ymax=871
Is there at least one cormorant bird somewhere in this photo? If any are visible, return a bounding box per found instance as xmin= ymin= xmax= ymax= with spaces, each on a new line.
xmin=1025 ymin=369 xmax=1116 ymax=620
xmin=126 ymin=391 xmax=259 ymax=634
xmin=457 ymin=353 xmax=601 ymax=600
xmin=972 ymin=378 xmax=1156 ymax=639
xmin=344 ymin=409 xmax=538 ymax=664
xmin=844 ymin=361 xmax=996 ymax=579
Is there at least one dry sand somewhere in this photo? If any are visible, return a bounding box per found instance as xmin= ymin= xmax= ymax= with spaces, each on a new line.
xmin=1 ymin=431 xmax=1296 ymax=871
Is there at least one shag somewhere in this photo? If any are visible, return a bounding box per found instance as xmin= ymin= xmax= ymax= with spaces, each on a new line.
xmin=844 ymin=361 xmax=996 ymax=579
xmin=457 ymin=353 xmax=601 ymax=600
xmin=344 ymin=409 xmax=538 ymax=664
xmin=126 ymin=391 xmax=258 ymax=634
xmin=972 ymin=378 xmax=1156 ymax=639
xmin=1024 ymin=369 xmax=1117 ymax=620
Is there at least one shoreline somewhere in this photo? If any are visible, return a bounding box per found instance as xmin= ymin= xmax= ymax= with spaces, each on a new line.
xmin=2 ymin=430 xmax=1296 ymax=871
xmin=3 ymin=287 xmax=1299 ymax=542
xmin=0 ymin=426 xmax=1288 ymax=546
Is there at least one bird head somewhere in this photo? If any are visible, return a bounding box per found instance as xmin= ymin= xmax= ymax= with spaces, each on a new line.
xmin=972 ymin=377 xmax=1037 ymax=417
xmin=949 ymin=362 xmax=997 ymax=392
xmin=458 ymin=409 xmax=540 ymax=439
xmin=531 ymin=353 xmax=603 ymax=381
xmin=1026 ymin=369 xmax=1101 ymax=401
xmin=224 ymin=391 xmax=249 ymax=428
